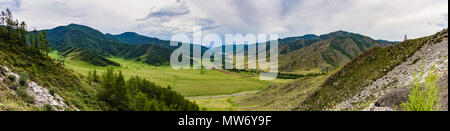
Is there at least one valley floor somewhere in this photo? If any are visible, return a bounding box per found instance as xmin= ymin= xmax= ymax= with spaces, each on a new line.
xmin=49 ymin=51 xmax=293 ymax=110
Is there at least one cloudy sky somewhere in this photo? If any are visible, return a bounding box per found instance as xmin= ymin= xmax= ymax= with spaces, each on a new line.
xmin=1 ymin=0 xmax=448 ymax=43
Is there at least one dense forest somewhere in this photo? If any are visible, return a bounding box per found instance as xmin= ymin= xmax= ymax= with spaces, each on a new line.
xmin=0 ymin=9 xmax=201 ymax=111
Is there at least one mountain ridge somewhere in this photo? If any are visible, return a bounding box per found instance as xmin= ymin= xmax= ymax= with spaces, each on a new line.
xmin=42 ymin=24 xmax=172 ymax=65
xmin=279 ymin=33 xmax=391 ymax=73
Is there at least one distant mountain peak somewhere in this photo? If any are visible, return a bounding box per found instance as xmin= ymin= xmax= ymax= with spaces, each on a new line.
xmin=66 ymin=23 xmax=92 ymax=28
xmin=326 ymin=30 xmax=354 ymax=36
xmin=303 ymin=34 xmax=318 ymax=37
xmin=120 ymin=32 xmax=139 ymax=35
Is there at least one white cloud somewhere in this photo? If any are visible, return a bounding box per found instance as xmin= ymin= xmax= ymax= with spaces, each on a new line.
xmin=2 ymin=0 xmax=448 ymax=42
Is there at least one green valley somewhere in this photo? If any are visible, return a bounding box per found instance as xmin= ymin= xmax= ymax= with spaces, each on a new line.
xmin=49 ymin=51 xmax=281 ymax=97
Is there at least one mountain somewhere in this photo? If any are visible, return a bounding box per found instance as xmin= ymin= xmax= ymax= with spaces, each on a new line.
xmin=239 ymin=29 xmax=448 ymax=111
xmin=120 ymin=44 xmax=172 ymax=65
xmin=106 ymin=32 xmax=165 ymax=45
xmin=42 ymin=24 xmax=172 ymax=65
xmin=376 ymin=39 xmax=400 ymax=44
xmin=43 ymin=24 xmax=127 ymax=56
xmin=210 ymin=33 xmax=321 ymax=55
xmin=107 ymin=31 xmax=209 ymax=55
xmin=210 ymin=31 xmax=392 ymax=73
xmin=279 ymin=31 xmax=392 ymax=73
xmin=280 ymin=34 xmax=319 ymax=43
xmin=61 ymin=48 xmax=120 ymax=67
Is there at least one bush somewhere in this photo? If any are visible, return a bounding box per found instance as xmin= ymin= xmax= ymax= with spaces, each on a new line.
xmin=7 ymin=74 xmax=16 ymax=82
xmin=16 ymin=85 xmax=35 ymax=103
xmin=401 ymin=65 xmax=441 ymax=111
xmin=10 ymin=82 xmax=20 ymax=90
xmin=43 ymin=104 xmax=55 ymax=111
xmin=19 ymin=71 xmax=29 ymax=86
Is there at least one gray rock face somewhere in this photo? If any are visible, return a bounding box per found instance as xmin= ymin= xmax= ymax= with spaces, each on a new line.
xmin=26 ymin=81 xmax=68 ymax=110
xmin=1 ymin=65 xmax=73 ymax=111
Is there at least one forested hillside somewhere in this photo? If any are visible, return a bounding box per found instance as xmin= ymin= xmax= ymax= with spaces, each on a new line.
xmin=107 ymin=31 xmax=209 ymax=53
xmin=42 ymin=24 xmax=172 ymax=65
xmin=210 ymin=31 xmax=392 ymax=73
xmin=0 ymin=9 xmax=201 ymax=111
xmin=279 ymin=31 xmax=391 ymax=73
xmin=60 ymin=48 xmax=120 ymax=67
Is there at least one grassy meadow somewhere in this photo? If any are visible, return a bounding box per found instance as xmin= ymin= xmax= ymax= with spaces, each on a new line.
xmin=49 ymin=51 xmax=288 ymax=97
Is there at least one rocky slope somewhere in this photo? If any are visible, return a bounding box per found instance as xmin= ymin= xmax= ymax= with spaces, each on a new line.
xmin=240 ymin=29 xmax=448 ymax=111
xmin=332 ymin=29 xmax=448 ymax=111
xmin=0 ymin=65 xmax=77 ymax=111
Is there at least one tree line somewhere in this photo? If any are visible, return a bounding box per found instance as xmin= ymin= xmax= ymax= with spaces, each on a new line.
xmin=1 ymin=8 xmax=50 ymax=56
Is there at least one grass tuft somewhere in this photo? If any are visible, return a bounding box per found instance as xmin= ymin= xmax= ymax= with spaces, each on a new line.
xmin=401 ymin=64 xmax=441 ymax=111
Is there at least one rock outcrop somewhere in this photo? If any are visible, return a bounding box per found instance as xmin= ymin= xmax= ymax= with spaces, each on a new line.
xmin=367 ymin=75 xmax=448 ymax=111
xmin=26 ymin=81 xmax=68 ymax=110
xmin=0 ymin=65 xmax=72 ymax=111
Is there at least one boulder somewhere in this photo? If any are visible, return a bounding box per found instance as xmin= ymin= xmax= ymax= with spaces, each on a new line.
xmin=375 ymin=86 xmax=410 ymax=109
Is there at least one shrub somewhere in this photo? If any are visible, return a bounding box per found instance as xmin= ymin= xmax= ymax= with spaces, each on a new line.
xmin=19 ymin=71 xmax=29 ymax=86
xmin=401 ymin=64 xmax=441 ymax=111
xmin=10 ymin=82 xmax=20 ymax=90
xmin=7 ymin=74 xmax=16 ymax=82
xmin=16 ymin=85 xmax=35 ymax=103
xmin=43 ymin=104 xmax=55 ymax=111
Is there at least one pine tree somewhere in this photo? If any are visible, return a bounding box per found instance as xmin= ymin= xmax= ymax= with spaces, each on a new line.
xmin=93 ymin=70 xmax=99 ymax=82
xmin=32 ymin=30 xmax=39 ymax=51
xmin=18 ymin=21 xmax=27 ymax=45
xmin=87 ymin=70 xmax=92 ymax=83
xmin=38 ymin=31 xmax=49 ymax=56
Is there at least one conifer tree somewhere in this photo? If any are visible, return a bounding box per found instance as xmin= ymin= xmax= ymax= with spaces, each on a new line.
xmin=87 ymin=70 xmax=92 ymax=83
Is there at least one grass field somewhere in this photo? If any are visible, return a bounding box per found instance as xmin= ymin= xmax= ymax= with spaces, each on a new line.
xmin=49 ymin=51 xmax=288 ymax=97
